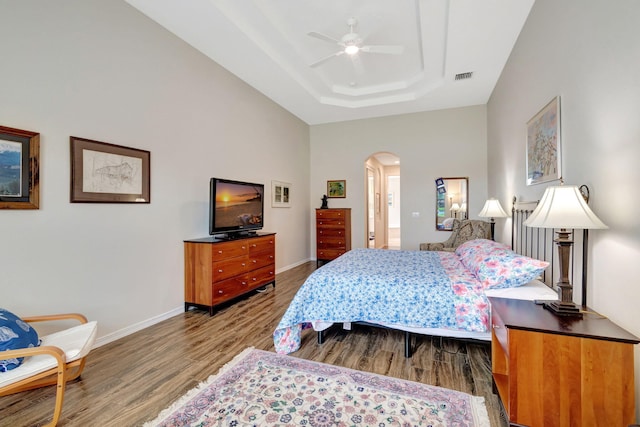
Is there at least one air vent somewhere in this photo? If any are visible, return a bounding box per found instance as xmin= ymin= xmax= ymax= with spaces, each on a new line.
xmin=455 ymin=72 xmax=473 ymax=81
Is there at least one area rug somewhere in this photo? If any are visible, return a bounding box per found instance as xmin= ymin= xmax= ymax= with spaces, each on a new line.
xmin=144 ymin=347 xmax=490 ymax=427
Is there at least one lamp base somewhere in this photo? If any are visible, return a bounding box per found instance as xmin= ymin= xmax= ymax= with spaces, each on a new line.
xmin=543 ymin=300 xmax=583 ymax=317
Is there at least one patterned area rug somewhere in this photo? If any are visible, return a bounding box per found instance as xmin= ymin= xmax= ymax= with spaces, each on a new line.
xmin=144 ymin=347 xmax=490 ymax=427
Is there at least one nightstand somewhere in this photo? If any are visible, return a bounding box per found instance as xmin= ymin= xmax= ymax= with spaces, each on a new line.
xmin=489 ymin=297 xmax=639 ymax=426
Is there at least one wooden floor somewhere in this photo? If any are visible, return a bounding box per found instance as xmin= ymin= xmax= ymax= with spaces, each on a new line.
xmin=1 ymin=261 xmax=507 ymax=426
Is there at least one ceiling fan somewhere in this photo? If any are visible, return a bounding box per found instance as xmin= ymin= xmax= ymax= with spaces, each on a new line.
xmin=307 ymin=17 xmax=404 ymax=69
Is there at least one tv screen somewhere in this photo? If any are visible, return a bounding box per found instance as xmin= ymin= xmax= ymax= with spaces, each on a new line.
xmin=209 ymin=178 xmax=264 ymax=236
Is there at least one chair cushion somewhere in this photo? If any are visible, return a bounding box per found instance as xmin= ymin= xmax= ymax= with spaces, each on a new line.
xmin=0 ymin=320 xmax=97 ymax=388
xmin=0 ymin=308 xmax=40 ymax=372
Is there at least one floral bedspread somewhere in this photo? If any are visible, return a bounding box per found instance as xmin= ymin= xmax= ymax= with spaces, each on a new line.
xmin=273 ymin=248 xmax=489 ymax=354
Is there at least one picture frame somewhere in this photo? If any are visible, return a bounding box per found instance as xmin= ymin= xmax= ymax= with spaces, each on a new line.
xmin=327 ymin=179 xmax=346 ymax=198
xmin=526 ymin=96 xmax=562 ymax=185
xmin=271 ymin=180 xmax=291 ymax=207
xmin=70 ymin=136 xmax=150 ymax=203
xmin=0 ymin=125 xmax=40 ymax=210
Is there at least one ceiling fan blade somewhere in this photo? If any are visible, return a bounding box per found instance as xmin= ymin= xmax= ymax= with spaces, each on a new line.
xmin=309 ymin=50 xmax=345 ymax=68
xmin=307 ymin=31 xmax=340 ymax=44
xmin=360 ymin=45 xmax=404 ymax=55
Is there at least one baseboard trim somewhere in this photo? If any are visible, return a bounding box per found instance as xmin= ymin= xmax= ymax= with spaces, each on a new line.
xmin=93 ymin=260 xmax=311 ymax=348
xmin=94 ymin=306 xmax=183 ymax=348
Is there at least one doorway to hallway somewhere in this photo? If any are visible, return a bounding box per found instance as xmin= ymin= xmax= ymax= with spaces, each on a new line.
xmin=365 ymin=152 xmax=400 ymax=250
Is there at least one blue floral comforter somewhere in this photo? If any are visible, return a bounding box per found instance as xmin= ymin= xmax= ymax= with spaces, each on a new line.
xmin=273 ymin=248 xmax=489 ymax=354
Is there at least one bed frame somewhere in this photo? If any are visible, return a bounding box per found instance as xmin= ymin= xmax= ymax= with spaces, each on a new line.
xmin=316 ymin=195 xmax=582 ymax=357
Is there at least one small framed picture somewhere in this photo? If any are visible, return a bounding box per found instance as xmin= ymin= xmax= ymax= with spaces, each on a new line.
xmin=327 ymin=180 xmax=346 ymax=198
xmin=70 ymin=136 xmax=150 ymax=203
xmin=526 ymin=96 xmax=561 ymax=185
xmin=271 ymin=180 xmax=291 ymax=207
xmin=0 ymin=126 xmax=40 ymax=209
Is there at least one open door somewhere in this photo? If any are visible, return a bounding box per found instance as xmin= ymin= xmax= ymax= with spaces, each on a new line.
xmin=365 ymin=152 xmax=400 ymax=249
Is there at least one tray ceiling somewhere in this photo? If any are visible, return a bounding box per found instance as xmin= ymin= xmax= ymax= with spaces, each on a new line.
xmin=126 ymin=0 xmax=534 ymax=124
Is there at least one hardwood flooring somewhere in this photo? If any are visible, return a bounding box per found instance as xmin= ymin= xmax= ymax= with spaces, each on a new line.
xmin=0 ymin=262 xmax=507 ymax=426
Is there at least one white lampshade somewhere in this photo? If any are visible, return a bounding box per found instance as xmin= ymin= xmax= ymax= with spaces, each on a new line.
xmin=524 ymin=185 xmax=608 ymax=229
xmin=478 ymin=198 xmax=508 ymax=218
xmin=450 ymin=203 xmax=460 ymax=211
xmin=459 ymin=202 xmax=467 ymax=211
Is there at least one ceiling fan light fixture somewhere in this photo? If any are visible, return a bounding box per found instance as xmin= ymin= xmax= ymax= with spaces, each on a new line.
xmin=345 ymin=45 xmax=359 ymax=55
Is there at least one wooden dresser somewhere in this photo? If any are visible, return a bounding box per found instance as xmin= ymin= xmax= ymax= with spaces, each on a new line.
xmin=316 ymin=208 xmax=351 ymax=266
xmin=184 ymin=232 xmax=275 ymax=315
xmin=489 ymin=297 xmax=639 ymax=426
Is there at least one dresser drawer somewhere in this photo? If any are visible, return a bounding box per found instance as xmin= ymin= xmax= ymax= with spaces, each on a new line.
xmin=248 ymin=264 xmax=275 ymax=287
xmin=249 ymin=251 xmax=275 ymax=269
xmin=210 ymin=240 xmax=248 ymax=261
xmin=317 ymin=236 xmax=347 ymax=249
xmin=317 ymin=218 xmax=347 ymax=228
xmin=316 ymin=209 xmax=348 ymax=219
xmin=317 ymin=228 xmax=346 ymax=237
xmin=212 ymin=256 xmax=248 ymax=281
xmin=212 ymin=275 xmax=249 ymax=304
xmin=248 ymin=235 xmax=275 ymax=254
xmin=317 ymin=248 xmax=347 ymax=260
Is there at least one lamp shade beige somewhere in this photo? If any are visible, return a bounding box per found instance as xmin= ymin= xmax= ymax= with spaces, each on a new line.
xmin=524 ymin=185 xmax=608 ymax=229
xmin=478 ymin=198 xmax=508 ymax=218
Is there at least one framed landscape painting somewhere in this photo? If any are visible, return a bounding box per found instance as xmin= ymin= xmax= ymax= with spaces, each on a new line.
xmin=0 ymin=126 xmax=40 ymax=209
xmin=327 ymin=180 xmax=346 ymax=198
xmin=526 ymin=96 xmax=561 ymax=185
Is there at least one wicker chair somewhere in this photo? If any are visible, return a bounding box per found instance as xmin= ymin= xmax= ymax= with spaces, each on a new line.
xmin=0 ymin=313 xmax=97 ymax=426
xmin=420 ymin=219 xmax=491 ymax=252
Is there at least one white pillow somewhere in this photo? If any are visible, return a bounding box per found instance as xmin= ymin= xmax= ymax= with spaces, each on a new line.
xmin=484 ymin=279 xmax=557 ymax=301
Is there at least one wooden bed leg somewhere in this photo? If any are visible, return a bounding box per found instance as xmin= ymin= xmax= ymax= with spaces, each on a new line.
xmin=317 ymin=330 xmax=324 ymax=344
xmin=404 ymin=331 xmax=412 ymax=358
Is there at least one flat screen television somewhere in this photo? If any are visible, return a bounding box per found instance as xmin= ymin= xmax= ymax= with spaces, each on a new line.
xmin=209 ymin=178 xmax=264 ymax=238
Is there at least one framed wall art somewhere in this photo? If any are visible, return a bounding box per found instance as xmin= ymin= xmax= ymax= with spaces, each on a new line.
xmin=0 ymin=125 xmax=40 ymax=210
xmin=70 ymin=136 xmax=150 ymax=203
xmin=327 ymin=179 xmax=346 ymax=198
xmin=271 ymin=180 xmax=291 ymax=207
xmin=526 ymin=96 xmax=562 ymax=185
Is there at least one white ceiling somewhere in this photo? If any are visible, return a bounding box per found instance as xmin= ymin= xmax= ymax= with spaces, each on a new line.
xmin=125 ymin=0 xmax=534 ymax=125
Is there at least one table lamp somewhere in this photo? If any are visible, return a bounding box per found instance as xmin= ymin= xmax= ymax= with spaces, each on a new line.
xmin=450 ymin=202 xmax=460 ymax=218
xmin=524 ymin=184 xmax=608 ymax=315
xmin=478 ymin=198 xmax=508 ymax=240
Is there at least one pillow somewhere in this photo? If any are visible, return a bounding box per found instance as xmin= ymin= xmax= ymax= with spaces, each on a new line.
xmin=456 ymin=240 xmax=549 ymax=289
xmin=455 ymin=238 xmax=510 ymax=264
xmin=0 ymin=308 xmax=40 ymax=372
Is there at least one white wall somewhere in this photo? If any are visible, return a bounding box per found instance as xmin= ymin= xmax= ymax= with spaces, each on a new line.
xmin=487 ymin=0 xmax=640 ymax=418
xmin=0 ymin=0 xmax=310 ymax=342
xmin=310 ymin=106 xmax=488 ymax=251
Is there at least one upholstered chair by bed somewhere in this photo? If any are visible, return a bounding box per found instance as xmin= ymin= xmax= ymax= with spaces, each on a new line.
xmin=420 ymin=219 xmax=491 ymax=252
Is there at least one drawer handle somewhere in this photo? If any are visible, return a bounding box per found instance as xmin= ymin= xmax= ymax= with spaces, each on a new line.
xmin=241 ymin=281 xmax=247 ymax=285
xmin=218 ymin=250 xmax=223 ymax=254
xmin=269 ymin=255 xmax=273 ymax=259
xmin=251 ymin=244 xmax=257 ymax=248
xmin=252 ymin=260 xmax=257 ymax=264
xmin=252 ymin=278 xmax=257 ymax=281
xmin=218 ymin=290 xmax=223 ymax=294
xmin=241 ymin=263 xmax=246 ymax=267
xmin=218 ymin=269 xmax=223 ymax=273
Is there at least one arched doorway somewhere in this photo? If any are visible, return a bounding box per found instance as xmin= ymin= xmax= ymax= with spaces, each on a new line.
xmin=365 ymin=152 xmax=400 ymax=249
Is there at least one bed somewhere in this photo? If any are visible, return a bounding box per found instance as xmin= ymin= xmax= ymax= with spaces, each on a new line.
xmin=273 ymin=232 xmax=558 ymax=356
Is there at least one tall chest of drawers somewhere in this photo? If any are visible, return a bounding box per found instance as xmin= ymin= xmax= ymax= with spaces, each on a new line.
xmin=316 ymin=208 xmax=351 ymax=266
xmin=184 ymin=232 xmax=276 ymax=315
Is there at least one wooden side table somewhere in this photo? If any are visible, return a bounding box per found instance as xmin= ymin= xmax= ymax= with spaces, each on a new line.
xmin=489 ymin=297 xmax=639 ymax=426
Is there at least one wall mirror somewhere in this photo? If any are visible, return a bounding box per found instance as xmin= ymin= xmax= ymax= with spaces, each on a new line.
xmin=435 ymin=177 xmax=468 ymax=230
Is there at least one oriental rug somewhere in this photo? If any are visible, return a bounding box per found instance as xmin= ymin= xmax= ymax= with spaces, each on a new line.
xmin=144 ymin=347 xmax=490 ymax=427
